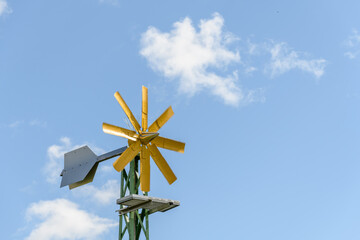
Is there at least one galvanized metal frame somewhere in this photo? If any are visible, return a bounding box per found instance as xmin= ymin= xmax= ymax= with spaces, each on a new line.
xmin=118 ymin=156 xmax=149 ymax=240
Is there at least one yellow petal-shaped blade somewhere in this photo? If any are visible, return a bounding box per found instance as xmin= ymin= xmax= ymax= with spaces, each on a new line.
xmin=142 ymin=86 xmax=148 ymax=131
xmin=148 ymin=144 xmax=177 ymax=185
xmin=113 ymin=140 xmax=141 ymax=172
xmin=148 ymin=106 xmax=174 ymax=132
xmin=152 ymin=136 xmax=185 ymax=153
xmin=140 ymin=145 xmax=150 ymax=192
xmin=114 ymin=91 xmax=141 ymax=133
xmin=103 ymin=123 xmax=138 ymax=141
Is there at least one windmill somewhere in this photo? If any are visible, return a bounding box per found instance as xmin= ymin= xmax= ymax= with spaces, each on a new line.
xmin=60 ymin=86 xmax=185 ymax=240
xmin=103 ymin=86 xmax=185 ymax=192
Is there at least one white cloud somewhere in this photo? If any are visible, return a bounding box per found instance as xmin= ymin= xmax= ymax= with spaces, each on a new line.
xmin=44 ymin=137 xmax=104 ymax=184
xmin=0 ymin=0 xmax=11 ymax=16
xmin=140 ymin=13 xmax=244 ymax=106
xmin=99 ymin=164 xmax=113 ymax=174
xmin=344 ymin=29 xmax=360 ymax=59
xmin=140 ymin=13 xmax=326 ymax=106
xmin=73 ymin=179 xmax=120 ymax=205
xmin=45 ymin=137 xmax=76 ymax=184
xmin=266 ymin=42 xmax=326 ymax=78
xmin=25 ymin=198 xmax=116 ymax=240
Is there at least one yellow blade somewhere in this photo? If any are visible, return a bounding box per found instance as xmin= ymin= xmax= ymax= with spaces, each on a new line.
xmin=140 ymin=145 xmax=150 ymax=192
xmin=152 ymin=136 xmax=185 ymax=153
xmin=114 ymin=91 xmax=141 ymax=133
xmin=128 ymin=139 xmax=136 ymax=146
xmin=148 ymin=143 xmax=177 ymax=185
xmin=113 ymin=140 xmax=141 ymax=172
xmin=148 ymin=106 xmax=174 ymax=132
xmin=142 ymin=86 xmax=148 ymax=131
xmin=103 ymin=123 xmax=138 ymax=141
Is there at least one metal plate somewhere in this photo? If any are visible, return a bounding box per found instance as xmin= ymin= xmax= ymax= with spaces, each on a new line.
xmin=116 ymin=194 xmax=180 ymax=215
xmin=69 ymin=162 xmax=99 ymax=189
xmin=60 ymin=146 xmax=97 ymax=187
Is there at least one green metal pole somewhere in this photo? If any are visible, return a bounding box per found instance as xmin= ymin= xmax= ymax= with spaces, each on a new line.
xmin=119 ymin=170 xmax=124 ymax=240
xmin=145 ymin=192 xmax=149 ymax=240
xmin=129 ymin=159 xmax=136 ymax=240
xmin=134 ymin=157 xmax=140 ymax=240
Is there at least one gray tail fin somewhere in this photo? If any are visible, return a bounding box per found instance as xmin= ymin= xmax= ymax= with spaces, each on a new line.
xmin=60 ymin=145 xmax=98 ymax=189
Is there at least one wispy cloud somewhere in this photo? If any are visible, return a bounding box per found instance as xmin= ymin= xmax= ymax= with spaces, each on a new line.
xmin=29 ymin=120 xmax=47 ymax=127
xmin=44 ymin=137 xmax=104 ymax=184
xmin=99 ymin=0 xmax=119 ymax=6
xmin=9 ymin=120 xmax=24 ymax=128
xmin=266 ymin=42 xmax=326 ymax=78
xmin=5 ymin=119 xmax=47 ymax=129
xmin=344 ymin=29 xmax=360 ymax=59
xmin=0 ymin=0 xmax=11 ymax=16
xmin=72 ymin=179 xmax=120 ymax=205
xmin=25 ymin=199 xmax=116 ymax=240
xmin=141 ymin=13 xmax=244 ymax=106
xmin=140 ymin=13 xmax=326 ymax=106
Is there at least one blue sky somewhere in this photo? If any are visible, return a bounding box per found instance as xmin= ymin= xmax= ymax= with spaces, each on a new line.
xmin=1 ymin=0 xmax=360 ymax=239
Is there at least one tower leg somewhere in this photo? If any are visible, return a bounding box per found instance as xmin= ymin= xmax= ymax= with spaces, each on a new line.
xmin=129 ymin=158 xmax=137 ymax=240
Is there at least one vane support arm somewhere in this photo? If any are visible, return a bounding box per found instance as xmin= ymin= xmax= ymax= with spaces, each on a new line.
xmin=97 ymin=146 xmax=128 ymax=163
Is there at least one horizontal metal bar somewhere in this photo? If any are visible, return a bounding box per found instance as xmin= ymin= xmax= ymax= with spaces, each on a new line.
xmin=97 ymin=146 xmax=127 ymax=163
xmin=117 ymin=200 xmax=151 ymax=216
